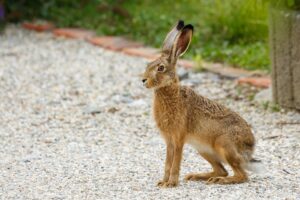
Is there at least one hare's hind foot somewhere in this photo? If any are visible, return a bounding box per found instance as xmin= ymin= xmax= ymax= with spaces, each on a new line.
xmin=185 ymin=152 xmax=228 ymax=181
xmin=207 ymin=138 xmax=249 ymax=184
xmin=207 ymin=175 xmax=248 ymax=184
xmin=185 ymin=171 xmax=228 ymax=181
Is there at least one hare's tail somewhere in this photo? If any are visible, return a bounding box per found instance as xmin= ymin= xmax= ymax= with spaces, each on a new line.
xmin=241 ymin=148 xmax=265 ymax=174
xmin=243 ymin=158 xmax=266 ymax=174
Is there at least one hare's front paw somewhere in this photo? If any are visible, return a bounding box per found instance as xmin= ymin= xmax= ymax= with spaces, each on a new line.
xmin=164 ymin=180 xmax=178 ymax=188
xmin=157 ymin=180 xmax=167 ymax=187
xmin=157 ymin=179 xmax=178 ymax=188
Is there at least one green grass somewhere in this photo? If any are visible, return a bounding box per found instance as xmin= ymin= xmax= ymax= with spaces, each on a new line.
xmin=6 ymin=0 xmax=271 ymax=71
xmin=200 ymin=41 xmax=269 ymax=70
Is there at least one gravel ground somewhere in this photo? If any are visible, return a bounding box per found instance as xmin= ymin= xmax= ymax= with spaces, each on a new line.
xmin=0 ymin=26 xmax=299 ymax=200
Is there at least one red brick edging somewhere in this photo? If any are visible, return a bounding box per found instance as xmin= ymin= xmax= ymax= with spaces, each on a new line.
xmin=237 ymin=77 xmax=271 ymax=88
xmin=122 ymin=47 xmax=160 ymax=60
xmin=88 ymin=36 xmax=143 ymax=51
xmin=22 ymin=22 xmax=55 ymax=32
xmin=53 ymin=28 xmax=95 ymax=40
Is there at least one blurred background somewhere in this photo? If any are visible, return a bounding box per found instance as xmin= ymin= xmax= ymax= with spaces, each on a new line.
xmin=2 ymin=0 xmax=272 ymax=71
xmin=2 ymin=0 xmax=300 ymax=72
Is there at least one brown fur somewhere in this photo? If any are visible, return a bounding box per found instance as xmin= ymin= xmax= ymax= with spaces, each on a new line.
xmin=142 ymin=21 xmax=255 ymax=188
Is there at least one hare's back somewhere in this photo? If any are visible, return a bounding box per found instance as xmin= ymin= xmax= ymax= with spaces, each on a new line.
xmin=180 ymin=86 xmax=252 ymax=135
xmin=180 ymin=86 xmax=229 ymax=118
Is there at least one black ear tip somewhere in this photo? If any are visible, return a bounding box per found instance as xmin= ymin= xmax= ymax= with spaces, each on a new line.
xmin=184 ymin=24 xmax=194 ymax=31
xmin=176 ymin=20 xmax=185 ymax=30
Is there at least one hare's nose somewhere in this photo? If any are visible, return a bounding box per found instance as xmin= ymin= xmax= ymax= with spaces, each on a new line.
xmin=142 ymin=79 xmax=147 ymax=83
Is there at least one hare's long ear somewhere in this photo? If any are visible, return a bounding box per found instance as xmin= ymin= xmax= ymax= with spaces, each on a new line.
xmin=172 ymin=24 xmax=193 ymax=59
xmin=162 ymin=20 xmax=185 ymax=53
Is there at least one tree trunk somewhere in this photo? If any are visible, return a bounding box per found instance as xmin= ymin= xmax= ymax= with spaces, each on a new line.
xmin=269 ymin=7 xmax=300 ymax=110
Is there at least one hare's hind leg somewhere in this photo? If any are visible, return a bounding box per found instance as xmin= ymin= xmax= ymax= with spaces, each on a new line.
xmin=185 ymin=152 xmax=228 ymax=181
xmin=207 ymin=139 xmax=248 ymax=184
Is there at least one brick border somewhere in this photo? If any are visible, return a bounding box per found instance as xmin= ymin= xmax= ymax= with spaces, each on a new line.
xmin=88 ymin=36 xmax=143 ymax=51
xmin=237 ymin=77 xmax=271 ymax=88
xmin=53 ymin=28 xmax=95 ymax=40
xmin=22 ymin=22 xmax=55 ymax=32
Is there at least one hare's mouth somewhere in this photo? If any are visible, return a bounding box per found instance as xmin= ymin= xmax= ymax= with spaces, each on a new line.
xmin=143 ymin=82 xmax=151 ymax=89
xmin=142 ymin=79 xmax=152 ymax=89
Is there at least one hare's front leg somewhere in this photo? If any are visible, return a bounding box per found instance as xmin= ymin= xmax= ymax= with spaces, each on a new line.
xmin=161 ymin=140 xmax=184 ymax=188
xmin=157 ymin=140 xmax=174 ymax=187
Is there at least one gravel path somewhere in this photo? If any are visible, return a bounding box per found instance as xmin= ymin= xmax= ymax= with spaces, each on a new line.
xmin=0 ymin=26 xmax=299 ymax=200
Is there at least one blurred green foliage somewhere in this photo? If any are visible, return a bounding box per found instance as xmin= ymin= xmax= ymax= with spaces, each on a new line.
xmin=267 ymin=0 xmax=300 ymax=9
xmin=5 ymin=0 xmax=272 ymax=71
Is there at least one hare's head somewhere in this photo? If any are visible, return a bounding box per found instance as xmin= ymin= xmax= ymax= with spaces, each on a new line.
xmin=142 ymin=20 xmax=193 ymax=89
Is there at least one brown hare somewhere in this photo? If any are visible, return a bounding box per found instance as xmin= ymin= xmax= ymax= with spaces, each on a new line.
xmin=142 ymin=20 xmax=257 ymax=188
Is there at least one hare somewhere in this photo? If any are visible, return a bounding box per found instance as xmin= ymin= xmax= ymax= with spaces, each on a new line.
xmin=142 ymin=20 xmax=257 ymax=188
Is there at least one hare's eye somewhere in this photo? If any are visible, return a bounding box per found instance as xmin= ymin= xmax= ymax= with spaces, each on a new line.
xmin=157 ymin=65 xmax=165 ymax=72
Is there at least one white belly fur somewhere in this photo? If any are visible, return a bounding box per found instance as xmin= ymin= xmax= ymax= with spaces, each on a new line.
xmin=186 ymin=136 xmax=226 ymax=163
xmin=186 ymin=137 xmax=214 ymax=155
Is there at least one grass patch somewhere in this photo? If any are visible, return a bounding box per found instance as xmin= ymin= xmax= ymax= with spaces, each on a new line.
xmin=261 ymin=101 xmax=281 ymax=112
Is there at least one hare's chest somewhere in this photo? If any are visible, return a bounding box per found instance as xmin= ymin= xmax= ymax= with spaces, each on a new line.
xmin=153 ymin=104 xmax=185 ymax=133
